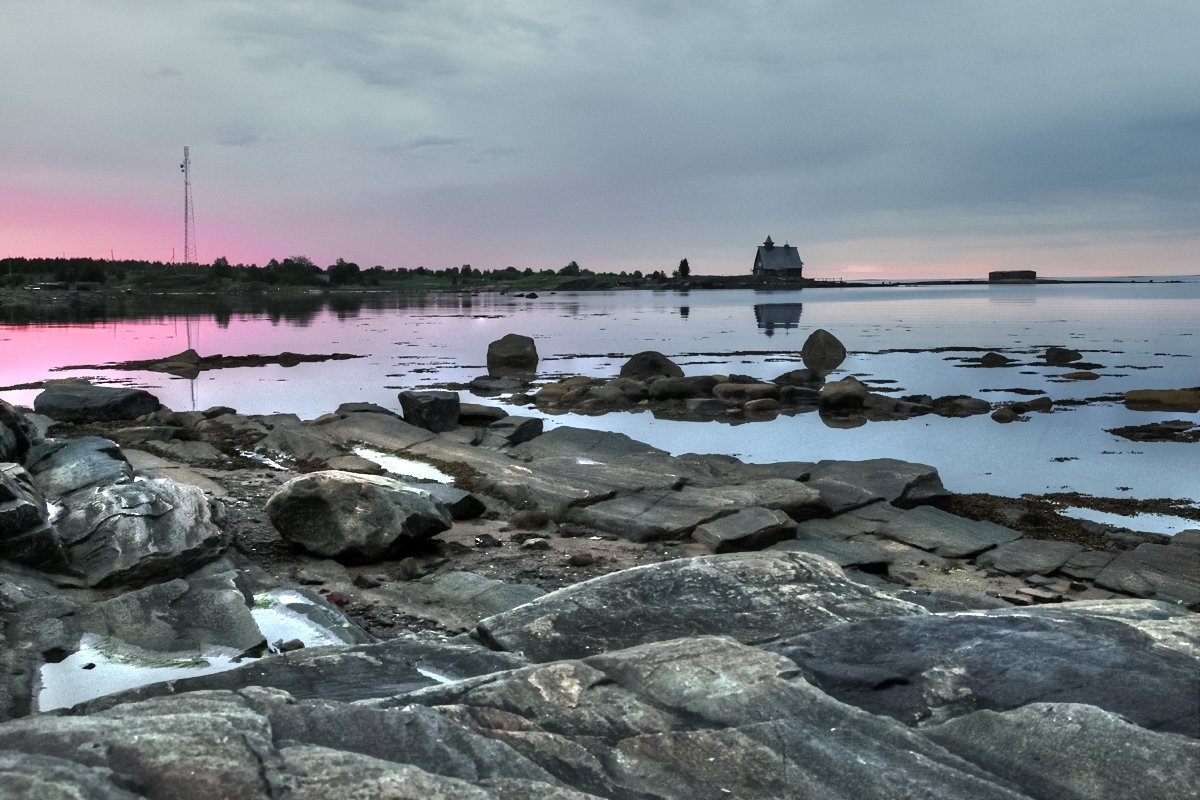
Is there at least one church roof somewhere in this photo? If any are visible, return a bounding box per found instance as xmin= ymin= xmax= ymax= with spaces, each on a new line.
xmin=755 ymin=236 xmax=803 ymax=271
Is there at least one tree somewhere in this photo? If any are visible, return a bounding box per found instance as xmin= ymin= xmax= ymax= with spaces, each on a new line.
xmin=675 ymin=258 xmax=690 ymax=279
xmin=559 ymin=260 xmax=581 ymax=276
xmin=211 ymin=255 xmax=233 ymax=279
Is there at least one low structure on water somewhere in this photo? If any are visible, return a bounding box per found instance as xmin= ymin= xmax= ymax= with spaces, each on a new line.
xmin=752 ymin=236 xmax=804 ymax=278
xmin=989 ymin=269 xmax=1037 ymax=283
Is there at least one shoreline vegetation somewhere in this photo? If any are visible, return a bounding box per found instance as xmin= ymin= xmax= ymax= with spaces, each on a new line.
xmin=1 ymin=255 xmax=1189 ymax=302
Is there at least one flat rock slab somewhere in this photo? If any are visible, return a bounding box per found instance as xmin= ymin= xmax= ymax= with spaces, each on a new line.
xmin=877 ymin=505 xmax=1022 ymax=558
xmin=692 ymin=506 xmax=796 ymax=551
xmin=511 ymin=425 xmax=668 ymax=461
xmin=792 ymin=502 xmax=906 ymax=540
xmin=567 ymin=479 xmax=827 ymax=542
xmin=922 ymin=703 xmax=1200 ymax=800
xmin=1095 ymin=543 xmax=1200 ymax=606
xmin=1058 ymin=549 xmax=1116 ymax=580
xmin=770 ymin=603 xmax=1200 ymax=737
xmin=975 ymin=539 xmax=1084 ymax=577
xmin=770 ymin=536 xmax=898 ymax=569
xmin=319 ymin=412 xmax=438 ymax=451
xmin=474 ymin=551 xmax=925 ymax=662
xmin=383 ymin=571 xmax=546 ymax=630
xmin=804 ymin=478 xmax=884 ymax=514
xmin=806 ymin=458 xmax=949 ymax=506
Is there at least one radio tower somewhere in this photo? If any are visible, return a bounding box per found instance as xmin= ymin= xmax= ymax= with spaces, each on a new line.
xmin=180 ymin=146 xmax=197 ymax=264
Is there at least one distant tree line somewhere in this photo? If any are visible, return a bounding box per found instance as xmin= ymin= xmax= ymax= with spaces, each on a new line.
xmin=0 ymin=255 xmax=703 ymax=291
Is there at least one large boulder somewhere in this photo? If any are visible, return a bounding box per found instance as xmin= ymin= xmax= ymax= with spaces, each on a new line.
xmin=619 ymin=351 xmax=684 ymax=382
xmin=33 ymin=379 xmax=161 ymax=422
xmin=474 ymin=551 xmax=925 ymax=662
xmin=801 ymin=328 xmax=847 ymax=376
xmin=55 ymin=477 xmax=228 ymax=588
xmin=266 ymin=470 xmax=452 ymax=562
xmin=486 ymin=333 xmax=538 ymax=377
xmin=398 ymin=390 xmax=461 ymax=433
xmin=805 ymin=458 xmax=949 ymax=506
xmin=770 ymin=601 xmax=1200 ymax=736
xmin=818 ymin=376 xmax=868 ymax=411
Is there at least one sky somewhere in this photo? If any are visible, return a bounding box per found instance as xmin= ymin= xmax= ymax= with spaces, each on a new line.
xmin=2 ymin=1 xmax=1197 ymax=280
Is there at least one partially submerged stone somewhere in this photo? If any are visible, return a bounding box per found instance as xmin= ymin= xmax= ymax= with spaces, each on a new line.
xmin=33 ymin=379 xmax=161 ymax=422
xmin=801 ymin=328 xmax=847 ymax=376
xmin=486 ymin=333 xmax=539 ymax=377
xmin=618 ymin=350 xmax=683 ymax=381
xmin=399 ymin=390 xmax=461 ymax=433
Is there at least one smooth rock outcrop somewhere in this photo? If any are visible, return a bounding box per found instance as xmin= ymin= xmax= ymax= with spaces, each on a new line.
xmin=1095 ymin=543 xmax=1200 ymax=606
xmin=266 ymin=470 xmax=452 ymax=562
xmin=33 ymin=379 xmax=161 ymax=422
xmin=771 ymin=602 xmax=1200 ymax=736
xmin=0 ymin=401 xmax=37 ymax=464
xmin=877 ymin=505 xmax=1022 ymax=558
xmin=818 ymin=376 xmax=868 ymax=411
xmin=975 ymin=538 xmax=1084 ymax=577
xmin=923 ymin=702 xmax=1200 ymax=800
xmin=806 ymin=458 xmax=949 ymax=506
xmin=474 ymin=551 xmax=925 ymax=661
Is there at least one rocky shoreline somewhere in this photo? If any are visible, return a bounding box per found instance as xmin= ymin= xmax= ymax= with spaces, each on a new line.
xmin=1 ymin=369 xmax=1198 ymax=798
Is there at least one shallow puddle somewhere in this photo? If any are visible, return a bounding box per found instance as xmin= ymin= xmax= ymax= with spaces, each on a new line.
xmin=353 ymin=446 xmax=453 ymax=482
xmin=1059 ymin=506 xmax=1197 ymax=536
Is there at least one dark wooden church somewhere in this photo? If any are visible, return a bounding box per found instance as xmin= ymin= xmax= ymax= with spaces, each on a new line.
xmin=752 ymin=236 xmax=804 ymax=277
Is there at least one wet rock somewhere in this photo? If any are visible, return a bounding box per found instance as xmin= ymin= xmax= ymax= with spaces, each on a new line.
xmin=818 ymin=376 xmax=868 ymax=411
xmin=684 ymin=397 xmax=728 ymax=415
xmin=1044 ymin=346 xmax=1083 ymax=365
xmin=743 ymin=397 xmax=782 ymax=415
xmin=468 ymin=375 xmax=525 ymax=395
xmin=484 ymin=415 xmax=543 ymax=446
xmin=931 ymin=395 xmax=992 ymax=416
xmin=1012 ymin=395 xmax=1053 ymax=413
xmin=618 ymin=350 xmax=683 ymax=381
xmin=55 ymin=477 xmax=228 ymax=588
xmin=692 ymin=507 xmax=796 ymax=552
xmin=474 ymin=551 xmax=925 ymax=661
xmin=25 ymin=437 xmax=132 ymax=501
xmin=0 ymin=463 xmax=62 ymax=569
xmin=1061 ymin=370 xmax=1099 ymax=380
xmin=511 ymin=426 xmax=667 ymax=461
xmin=399 ymin=390 xmax=461 ymax=433
xmin=770 ymin=601 xmax=1200 ymax=736
xmin=991 ymin=406 xmax=1019 ymax=423
xmin=487 ymin=333 xmax=539 ymax=377
xmin=33 ymin=378 xmax=161 ymax=422
xmin=877 ymin=506 xmax=1022 ymax=558
xmin=923 ymin=702 xmax=1200 ymax=800
xmin=975 ymin=539 xmax=1083 ymax=577
xmin=978 ymin=352 xmax=1015 ymax=367
xmin=805 ymin=458 xmax=949 ymax=507
xmin=319 ymin=411 xmax=437 ymax=451
xmin=713 ymin=382 xmax=779 ymax=402
xmin=1095 ymin=543 xmax=1200 ymax=606
xmin=1106 ymin=419 xmax=1200 ymax=443
xmin=647 ymin=375 xmax=719 ymax=400
xmin=1124 ymin=388 xmax=1200 ymax=413
xmin=268 ymin=471 xmax=451 ymax=562
xmin=773 ymin=367 xmax=823 ymax=387
xmin=800 ymin=328 xmax=847 ymax=376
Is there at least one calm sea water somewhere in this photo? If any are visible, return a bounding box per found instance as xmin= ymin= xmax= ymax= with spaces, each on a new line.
xmin=2 ymin=282 xmax=1197 ymax=509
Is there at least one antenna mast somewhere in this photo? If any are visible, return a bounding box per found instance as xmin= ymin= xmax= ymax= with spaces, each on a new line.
xmin=180 ymin=146 xmax=197 ymax=264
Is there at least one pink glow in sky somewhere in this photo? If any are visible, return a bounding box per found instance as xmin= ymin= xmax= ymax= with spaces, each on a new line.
xmin=2 ymin=4 xmax=1197 ymax=280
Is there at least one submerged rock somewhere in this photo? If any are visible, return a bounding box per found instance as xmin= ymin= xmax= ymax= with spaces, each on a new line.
xmin=486 ymin=333 xmax=539 ymax=377
xmin=619 ymin=350 xmax=684 ymax=381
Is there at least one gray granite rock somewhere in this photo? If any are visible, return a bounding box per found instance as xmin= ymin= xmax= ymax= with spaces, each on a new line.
xmin=923 ymin=702 xmax=1200 ymax=800
xmin=770 ymin=536 xmax=897 ymax=570
xmin=0 ymin=400 xmax=38 ymax=464
xmin=618 ymin=350 xmax=683 ymax=381
xmin=53 ymin=477 xmax=228 ymax=588
xmin=975 ymin=538 xmax=1084 ymax=577
xmin=692 ymin=507 xmax=796 ymax=551
xmin=801 ymin=328 xmax=847 ymax=376
xmin=877 ymin=505 xmax=1022 ymax=558
xmin=511 ymin=426 xmax=667 ymax=461
xmin=422 ymin=484 xmax=486 ymax=519
xmin=487 ymin=333 xmax=539 ymax=377
xmin=266 ymin=470 xmax=451 ymax=562
xmin=1058 ymin=548 xmax=1115 ymax=580
xmin=25 ymin=436 xmax=132 ymax=501
xmin=792 ymin=502 xmax=906 ymax=539
xmin=1095 ymin=543 xmax=1200 ymax=606
xmin=474 ymin=551 xmax=925 ymax=662
xmin=805 ymin=458 xmax=949 ymax=506
xmin=771 ymin=603 xmax=1200 ymax=737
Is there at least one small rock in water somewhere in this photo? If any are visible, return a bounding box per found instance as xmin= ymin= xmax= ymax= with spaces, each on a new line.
xmin=801 ymin=329 xmax=847 ymax=377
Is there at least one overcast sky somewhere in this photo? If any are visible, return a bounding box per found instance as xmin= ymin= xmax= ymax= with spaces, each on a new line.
xmin=2 ymin=1 xmax=1197 ymax=278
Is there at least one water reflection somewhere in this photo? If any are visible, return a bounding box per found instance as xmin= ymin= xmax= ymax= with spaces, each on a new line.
xmin=679 ymin=306 xmax=690 ymax=319
xmin=754 ymin=303 xmax=804 ymax=336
